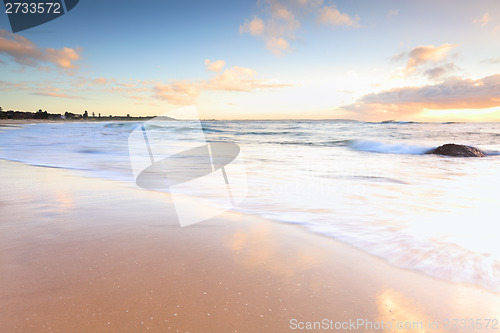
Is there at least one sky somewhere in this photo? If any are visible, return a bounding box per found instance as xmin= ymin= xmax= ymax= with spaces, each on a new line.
xmin=1 ymin=0 xmax=500 ymax=121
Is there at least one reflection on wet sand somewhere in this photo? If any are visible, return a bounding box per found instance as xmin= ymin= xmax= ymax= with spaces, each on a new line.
xmin=377 ymin=288 xmax=442 ymax=333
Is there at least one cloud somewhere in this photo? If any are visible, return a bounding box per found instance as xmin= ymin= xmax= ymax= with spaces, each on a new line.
xmin=153 ymin=60 xmax=291 ymax=104
xmin=317 ymin=5 xmax=360 ymax=27
xmin=473 ymin=12 xmax=491 ymax=27
xmin=45 ymin=47 xmax=80 ymax=69
xmin=92 ymin=77 xmax=109 ymax=85
xmin=240 ymin=16 xmax=265 ymax=36
xmin=32 ymin=91 xmax=85 ymax=99
xmin=154 ymin=81 xmax=200 ymax=105
xmin=0 ymin=30 xmax=42 ymax=66
xmin=0 ymin=80 xmax=30 ymax=91
xmin=205 ymin=64 xmax=291 ymax=91
xmin=295 ymin=0 xmax=324 ymax=7
xmin=208 ymin=66 xmax=258 ymax=91
xmin=342 ymin=74 xmax=500 ymax=117
xmin=393 ymin=43 xmax=458 ymax=79
xmin=265 ymin=37 xmax=290 ymax=55
xmin=204 ymin=59 xmax=226 ymax=72
xmin=387 ymin=9 xmax=399 ymax=17
xmin=423 ymin=63 xmax=460 ymax=79
xmin=267 ymin=1 xmax=301 ymax=31
xmin=482 ymin=57 xmax=500 ymax=64
xmin=239 ymin=0 xmax=300 ymax=55
xmin=405 ymin=44 xmax=456 ymax=73
xmin=240 ymin=0 xmax=359 ymax=55
xmin=1 ymin=82 xmax=88 ymax=99
xmin=0 ymin=30 xmax=81 ymax=71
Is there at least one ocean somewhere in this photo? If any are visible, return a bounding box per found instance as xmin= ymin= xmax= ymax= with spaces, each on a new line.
xmin=1 ymin=120 xmax=500 ymax=292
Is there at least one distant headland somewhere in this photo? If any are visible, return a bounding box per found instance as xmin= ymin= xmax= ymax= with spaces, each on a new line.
xmin=0 ymin=107 xmax=175 ymax=122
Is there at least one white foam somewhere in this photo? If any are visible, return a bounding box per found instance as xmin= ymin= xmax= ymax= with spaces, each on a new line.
xmin=349 ymin=139 xmax=432 ymax=155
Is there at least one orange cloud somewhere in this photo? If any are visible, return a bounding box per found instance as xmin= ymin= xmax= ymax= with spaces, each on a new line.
xmin=154 ymin=80 xmax=200 ymax=105
xmin=32 ymin=91 xmax=85 ymax=99
xmin=92 ymin=77 xmax=109 ymax=85
xmin=342 ymin=74 xmax=500 ymax=117
xmin=405 ymin=43 xmax=456 ymax=74
xmin=317 ymin=5 xmax=360 ymax=27
xmin=153 ymin=60 xmax=291 ymax=104
xmin=239 ymin=16 xmax=265 ymax=36
xmin=0 ymin=80 xmax=30 ymax=91
xmin=0 ymin=80 xmax=85 ymax=100
xmin=208 ymin=66 xmax=258 ymax=91
xmin=239 ymin=1 xmax=298 ymax=56
xmin=129 ymin=95 xmax=145 ymax=101
xmin=0 ymin=30 xmax=81 ymax=71
xmin=392 ymin=43 xmax=459 ymax=79
xmin=204 ymin=59 xmax=226 ymax=72
xmin=240 ymin=0 xmax=358 ymax=55
xmin=265 ymin=36 xmax=290 ymax=55
xmin=0 ymin=30 xmax=43 ymax=66
xmin=473 ymin=12 xmax=491 ymax=27
xmin=45 ymin=47 xmax=80 ymax=69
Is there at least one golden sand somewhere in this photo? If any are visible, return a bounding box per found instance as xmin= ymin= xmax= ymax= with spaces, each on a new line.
xmin=1 ymin=160 xmax=499 ymax=332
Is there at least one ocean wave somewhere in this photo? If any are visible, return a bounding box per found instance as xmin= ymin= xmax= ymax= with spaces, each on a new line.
xmin=369 ymin=120 xmax=426 ymax=124
xmin=235 ymin=130 xmax=296 ymax=136
xmin=348 ymin=139 xmax=432 ymax=155
xmin=274 ymin=141 xmax=316 ymax=146
xmin=484 ymin=150 xmax=500 ymax=156
xmin=201 ymin=127 xmax=229 ymax=133
xmin=305 ymin=222 xmax=500 ymax=293
xmin=104 ymin=122 xmax=140 ymax=129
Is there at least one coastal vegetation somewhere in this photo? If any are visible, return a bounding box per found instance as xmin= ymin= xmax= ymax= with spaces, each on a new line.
xmin=0 ymin=107 xmax=163 ymax=121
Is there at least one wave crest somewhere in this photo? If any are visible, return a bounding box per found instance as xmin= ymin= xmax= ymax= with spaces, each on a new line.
xmin=348 ymin=139 xmax=432 ymax=155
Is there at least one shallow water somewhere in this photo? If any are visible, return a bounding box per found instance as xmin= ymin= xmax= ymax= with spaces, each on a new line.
xmin=1 ymin=120 xmax=500 ymax=291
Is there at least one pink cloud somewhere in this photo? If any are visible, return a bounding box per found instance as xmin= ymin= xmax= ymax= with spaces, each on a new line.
xmin=153 ymin=60 xmax=291 ymax=105
xmin=317 ymin=5 xmax=360 ymax=27
xmin=204 ymin=59 xmax=226 ymax=72
xmin=342 ymin=74 xmax=500 ymax=117
xmin=154 ymin=80 xmax=200 ymax=105
xmin=92 ymin=77 xmax=108 ymax=85
xmin=239 ymin=16 xmax=265 ymax=36
xmin=392 ymin=43 xmax=459 ymax=79
xmin=240 ymin=0 xmax=359 ymax=55
xmin=473 ymin=13 xmax=491 ymax=27
xmin=0 ymin=30 xmax=81 ymax=71
xmin=32 ymin=91 xmax=86 ymax=99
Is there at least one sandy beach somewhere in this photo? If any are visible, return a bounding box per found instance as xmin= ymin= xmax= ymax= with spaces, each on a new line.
xmin=1 ymin=159 xmax=500 ymax=332
xmin=2 ymin=0 xmax=500 ymax=331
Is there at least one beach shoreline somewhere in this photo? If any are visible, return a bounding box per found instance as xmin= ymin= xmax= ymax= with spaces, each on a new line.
xmin=1 ymin=159 xmax=500 ymax=332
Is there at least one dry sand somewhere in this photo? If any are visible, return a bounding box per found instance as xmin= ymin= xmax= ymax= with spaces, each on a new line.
xmin=1 ymin=159 xmax=500 ymax=332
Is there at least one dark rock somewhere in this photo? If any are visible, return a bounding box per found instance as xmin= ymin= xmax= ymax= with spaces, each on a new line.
xmin=426 ymin=143 xmax=485 ymax=157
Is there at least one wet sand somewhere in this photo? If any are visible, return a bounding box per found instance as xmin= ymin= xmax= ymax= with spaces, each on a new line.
xmin=1 ymin=159 xmax=500 ymax=332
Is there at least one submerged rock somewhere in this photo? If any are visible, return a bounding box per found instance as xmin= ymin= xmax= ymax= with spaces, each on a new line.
xmin=426 ymin=143 xmax=485 ymax=157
